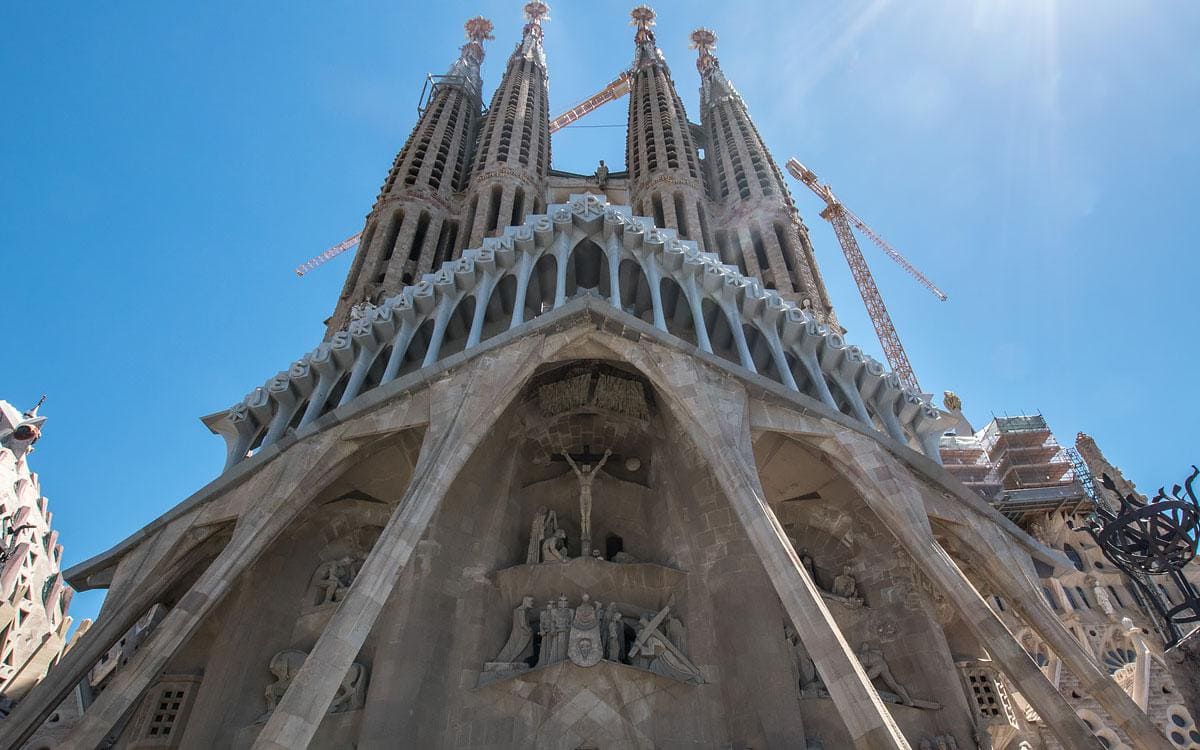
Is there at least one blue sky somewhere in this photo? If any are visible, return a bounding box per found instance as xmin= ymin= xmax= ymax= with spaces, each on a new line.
xmin=3 ymin=1 xmax=1198 ymax=628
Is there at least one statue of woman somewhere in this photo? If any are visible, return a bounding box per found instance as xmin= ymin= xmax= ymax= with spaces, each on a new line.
xmin=494 ymin=596 xmax=535 ymax=664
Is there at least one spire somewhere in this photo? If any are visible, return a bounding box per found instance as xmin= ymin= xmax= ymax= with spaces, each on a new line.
xmin=461 ymin=2 xmax=553 ymax=248
xmin=445 ymin=16 xmax=495 ymax=99
xmin=624 ymin=5 xmax=708 ymax=249
xmin=630 ymin=5 xmax=665 ymax=69
xmin=325 ymin=17 xmax=494 ymax=335
xmin=514 ymin=1 xmax=550 ymax=67
xmin=690 ymin=26 xmax=837 ymax=323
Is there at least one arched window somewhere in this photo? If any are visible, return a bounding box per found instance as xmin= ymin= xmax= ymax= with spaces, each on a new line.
xmin=1042 ymin=587 xmax=1060 ymax=611
xmin=1064 ymin=544 xmax=1085 ymax=571
xmin=1075 ymin=586 xmax=1091 ymax=608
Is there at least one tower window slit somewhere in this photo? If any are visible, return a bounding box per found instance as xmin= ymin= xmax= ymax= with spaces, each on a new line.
xmin=774 ymin=222 xmax=799 ymax=282
xmin=652 ymin=193 xmax=666 ymax=229
xmin=486 ymin=185 xmax=503 ymax=233
xmin=409 ymin=211 xmax=431 ymax=263
xmin=511 ymin=187 xmax=525 ymax=228
xmin=673 ymin=193 xmax=689 ymax=238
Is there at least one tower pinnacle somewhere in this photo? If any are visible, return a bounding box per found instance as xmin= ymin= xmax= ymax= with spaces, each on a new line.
xmin=445 ymin=17 xmax=495 ymax=99
xmin=515 ymin=1 xmax=551 ymax=66
xmin=630 ymin=5 xmax=664 ymax=68
xmin=688 ymin=28 xmax=718 ymax=73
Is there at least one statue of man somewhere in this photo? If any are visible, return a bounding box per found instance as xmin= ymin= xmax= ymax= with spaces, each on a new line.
xmin=562 ymin=449 xmax=612 ymax=558
xmin=494 ymin=596 xmax=536 ymax=664
xmin=595 ymin=159 xmax=609 ymax=189
xmin=606 ymin=607 xmax=624 ymax=662
xmin=541 ymin=527 xmax=568 ymax=562
xmin=857 ymin=642 xmax=911 ymax=705
xmin=553 ymin=593 xmax=574 ymax=663
xmin=832 ymin=565 xmax=859 ymax=601
xmin=537 ymin=601 xmax=555 ymax=667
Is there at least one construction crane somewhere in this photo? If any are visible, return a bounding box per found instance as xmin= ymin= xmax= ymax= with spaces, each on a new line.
xmin=294 ymin=72 xmax=634 ymax=277
xmin=785 ymin=158 xmax=946 ymax=394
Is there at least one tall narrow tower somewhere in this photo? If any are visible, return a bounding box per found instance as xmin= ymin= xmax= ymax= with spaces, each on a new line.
xmin=327 ymin=17 xmax=494 ymax=336
xmin=691 ymin=29 xmax=836 ymax=324
xmin=461 ymin=2 xmax=552 ymax=250
xmin=625 ymin=6 xmax=712 ymax=251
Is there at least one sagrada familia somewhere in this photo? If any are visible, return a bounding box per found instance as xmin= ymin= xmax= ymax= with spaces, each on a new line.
xmin=4 ymin=4 xmax=1199 ymax=749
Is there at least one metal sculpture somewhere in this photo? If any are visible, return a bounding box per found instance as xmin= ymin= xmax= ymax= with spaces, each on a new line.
xmin=1089 ymin=466 xmax=1200 ymax=646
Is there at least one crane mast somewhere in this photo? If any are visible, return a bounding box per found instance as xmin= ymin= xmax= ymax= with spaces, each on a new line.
xmin=786 ymin=158 xmax=944 ymax=394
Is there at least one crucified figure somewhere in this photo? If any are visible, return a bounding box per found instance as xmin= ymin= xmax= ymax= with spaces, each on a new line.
xmin=562 ymin=448 xmax=612 ymax=557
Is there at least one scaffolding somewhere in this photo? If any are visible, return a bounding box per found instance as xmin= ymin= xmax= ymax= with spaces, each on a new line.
xmin=941 ymin=413 xmax=1093 ymax=520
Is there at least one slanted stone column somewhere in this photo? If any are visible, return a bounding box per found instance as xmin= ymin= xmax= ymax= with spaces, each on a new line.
xmin=831 ymin=431 xmax=1170 ymax=750
xmin=55 ymin=435 xmax=362 ymax=750
xmin=631 ymin=355 xmax=909 ymax=749
xmin=251 ymin=337 xmax=545 ymax=750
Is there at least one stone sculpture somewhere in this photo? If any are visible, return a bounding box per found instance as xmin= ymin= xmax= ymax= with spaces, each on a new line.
xmin=567 ymin=594 xmax=604 ymax=667
xmin=606 ymin=607 xmax=624 ymax=662
xmin=331 ymin=662 xmax=367 ymax=714
xmin=562 ymin=448 xmax=612 ymax=559
xmin=492 ymin=596 xmax=535 ymax=665
xmin=595 ymin=159 xmax=609 ymax=189
xmin=536 ymin=601 xmax=555 ymax=667
xmin=552 ymin=593 xmax=574 ymax=662
xmin=312 ymin=556 xmax=360 ymax=606
xmin=629 ymin=607 xmax=703 ymax=683
xmin=541 ymin=527 xmax=568 ymax=562
xmin=260 ymin=650 xmax=366 ymax=721
xmin=798 ymin=547 xmax=818 ymax=583
xmin=857 ymin=642 xmax=911 ymax=705
xmin=526 ymin=506 xmax=558 ymax=564
xmin=786 ymin=625 xmax=824 ymax=693
xmin=831 ymin=565 xmax=860 ymax=601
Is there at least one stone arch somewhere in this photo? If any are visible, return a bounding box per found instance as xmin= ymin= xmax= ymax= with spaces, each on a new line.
xmin=658 ymin=276 xmax=697 ymax=348
xmin=564 ymin=237 xmax=608 ymax=300
xmin=480 ymin=275 xmax=517 ymax=345
xmin=700 ymin=299 xmax=739 ymax=366
xmin=618 ymin=258 xmax=653 ymax=322
xmin=524 ymin=253 xmax=557 ymax=322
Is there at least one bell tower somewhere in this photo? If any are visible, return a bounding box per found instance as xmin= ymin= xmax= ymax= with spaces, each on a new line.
xmin=690 ymin=28 xmax=836 ymax=324
xmin=327 ymin=17 xmax=493 ymax=336
xmin=624 ymin=6 xmax=712 ymax=252
xmin=461 ymin=2 xmax=552 ymax=250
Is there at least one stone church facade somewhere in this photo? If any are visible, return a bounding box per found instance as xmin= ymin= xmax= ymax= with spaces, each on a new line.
xmin=3 ymin=5 xmax=1192 ymax=750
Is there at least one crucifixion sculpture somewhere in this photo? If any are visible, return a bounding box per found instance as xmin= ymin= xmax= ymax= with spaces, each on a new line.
xmin=561 ymin=447 xmax=612 ymax=557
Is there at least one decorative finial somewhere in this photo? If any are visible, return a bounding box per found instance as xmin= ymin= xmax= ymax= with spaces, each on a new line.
xmin=630 ymin=5 xmax=656 ymax=32
xmin=524 ymin=1 xmax=550 ymax=26
xmin=942 ymin=391 xmax=961 ymax=411
xmin=464 ymin=16 xmax=495 ymax=43
xmin=689 ymin=28 xmax=717 ymax=72
xmin=23 ymin=394 xmax=46 ymax=419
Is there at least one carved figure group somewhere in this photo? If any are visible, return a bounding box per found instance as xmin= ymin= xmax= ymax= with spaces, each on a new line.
xmin=527 ymin=506 xmax=559 ymax=564
xmin=260 ymin=649 xmax=366 ymax=722
xmin=312 ymin=557 xmax=361 ymax=606
xmin=488 ymin=593 xmax=700 ymax=684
